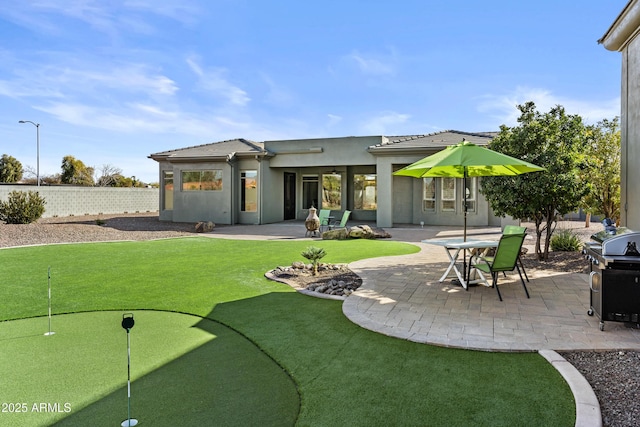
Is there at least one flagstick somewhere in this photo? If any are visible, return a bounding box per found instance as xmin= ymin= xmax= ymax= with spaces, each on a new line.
xmin=122 ymin=330 xmax=138 ymax=427
xmin=121 ymin=313 xmax=138 ymax=427
xmin=44 ymin=266 xmax=55 ymax=336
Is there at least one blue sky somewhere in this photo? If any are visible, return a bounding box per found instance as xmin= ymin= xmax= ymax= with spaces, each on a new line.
xmin=0 ymin=0 xmax=629 ymax=184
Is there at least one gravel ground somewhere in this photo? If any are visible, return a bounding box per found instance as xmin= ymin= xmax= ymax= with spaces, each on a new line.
xmin=1 ymin=213 xmax=637 ymax=426
xmin=0 ymin=212 xmax=195 ymax=248
xmin=559 ymin=350 xmax=640 ymax=427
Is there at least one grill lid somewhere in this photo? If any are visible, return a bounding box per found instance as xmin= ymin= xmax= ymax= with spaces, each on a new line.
xmin=590 ymin=227 xmax=634 ymax=243
xmin=601 ymin=232 xmax=640 ymax=256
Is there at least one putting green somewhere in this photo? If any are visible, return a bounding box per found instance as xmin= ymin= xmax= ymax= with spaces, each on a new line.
xmin=0 ymin=311 xmax=299 ymax=427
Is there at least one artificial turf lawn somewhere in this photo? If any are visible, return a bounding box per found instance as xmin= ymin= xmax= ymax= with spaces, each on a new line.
xmin=0 ymin=311 xmax=298 ymax=426
xmin=0 ymin=237 xmax=575 ymax=426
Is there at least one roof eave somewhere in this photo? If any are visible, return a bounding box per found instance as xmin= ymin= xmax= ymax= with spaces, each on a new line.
xmin=148 ymin=151 xmax=271 ymax=163
xmin=368 ymin=146 xmax=450 ymax=156
xmin=599 ymin=0 xmax=640 ymax=51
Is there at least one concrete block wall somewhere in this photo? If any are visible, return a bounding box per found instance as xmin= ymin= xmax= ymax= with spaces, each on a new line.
xmin=0 ymin=185 xmax=159 ymax=218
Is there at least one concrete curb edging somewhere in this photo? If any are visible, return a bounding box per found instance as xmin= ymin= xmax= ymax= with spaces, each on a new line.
xmin=539 ymin=350 xmax=602 ymax=427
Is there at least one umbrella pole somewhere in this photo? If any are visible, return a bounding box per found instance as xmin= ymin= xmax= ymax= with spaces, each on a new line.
xmin=463 ymin=170 xmax=468 ymax=285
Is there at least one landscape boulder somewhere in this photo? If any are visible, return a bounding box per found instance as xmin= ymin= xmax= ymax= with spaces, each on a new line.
xmin=322 ymin=225 xmax=391 ymax=240
xmin=321 ymin=228 xmax=349 ymax=240
xmin=348 ymin=225 xmax=376 ymax=239
xmin=195 ymin=221 xmax=215 ymax=233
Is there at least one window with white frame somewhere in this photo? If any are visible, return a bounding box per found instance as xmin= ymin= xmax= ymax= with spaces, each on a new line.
xmin=422 ymin=177 xmax=436 ymax=211
xmin=464 ymin=177 xmax=477 ymax=212
xmin=241 ymin=170 xmax=257 ymax=212
xmin=163 ymin=171 xmax=173 ymax=210
xmin=441 ymin=177 xmax=456 ymax=211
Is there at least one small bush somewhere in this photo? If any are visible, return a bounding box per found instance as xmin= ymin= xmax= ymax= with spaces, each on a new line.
xmin=0 ymin=190 xmax=46 ymax=224
xmin=301 ymin=246 xmax=327 ymax=275
xmin=550 ymin=229 xmax=582 ymax=252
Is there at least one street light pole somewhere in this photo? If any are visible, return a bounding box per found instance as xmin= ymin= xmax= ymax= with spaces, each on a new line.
xmin=18 ymin=120 xmax=40 ymax=186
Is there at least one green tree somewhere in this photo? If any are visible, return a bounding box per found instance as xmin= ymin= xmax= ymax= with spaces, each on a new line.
xmin=113 ymin=175 xmax=144 ymax=187
xmin=480 ymin=102 xmax=590 ymax=260
xmin=0 ymin=154 xmax=23 ymax=183
xmin=581 ymin=118 xmax=621 ymax=222
xmin=60 ymin=155 xmax=95 ymax=186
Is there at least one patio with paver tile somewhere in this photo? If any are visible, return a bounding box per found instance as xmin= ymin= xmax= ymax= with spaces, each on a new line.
xmin=344 ymin=242 xmax=640 ymax=352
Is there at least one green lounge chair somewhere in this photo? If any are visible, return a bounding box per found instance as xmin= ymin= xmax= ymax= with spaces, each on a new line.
xmin=473 ymin=233 xmax=529 ymax=301
xmin=328 ymin=210 xmax=351 ymax=230
xmin=502 ymin=225 xmax=529 ymax=282
xmin=318 ymin=209 xmax=331 ymax=233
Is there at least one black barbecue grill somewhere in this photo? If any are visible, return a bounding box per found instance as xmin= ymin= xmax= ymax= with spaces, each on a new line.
xmin=583 ymin=222 xmax=640 ymax=331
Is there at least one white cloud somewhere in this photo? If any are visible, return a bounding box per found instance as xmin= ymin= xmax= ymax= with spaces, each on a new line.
xmin=35 ymin=99 xmax=256 ymax=139
xmin=326 ymin=114 xmax=342 ymax=127
xmin=0 ymin=51 xmax=252 ymax=137
xmin=0 ymin=0 xmax=201 ymax=36
xmin=348 ymin=51 xmax=396 ymax=76
xmin=186 ymin=56 xmax=250 ymax=106
xmin=476 ymin=86 xmax=621 ymax=127
xmin=60 ymin=64 xmax=179 ymax=96
xmin=1 ymin=53 xmax=178 ymax=101
xmin=359 ymin=111 xmax=411 ymax=134
xmin=260 ymin=73 xmax=294 ymax=107
xmin=124 ymin=0 xmax=201 ymax=25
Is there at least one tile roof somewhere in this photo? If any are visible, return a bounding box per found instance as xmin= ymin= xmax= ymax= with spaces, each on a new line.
xmin=370 ymin=130 xmax=496 ymax=151
xmin=149 ymin=130 xmax=498 ymax=161
xmin=149 ymin=138 xmax=265 ymax=160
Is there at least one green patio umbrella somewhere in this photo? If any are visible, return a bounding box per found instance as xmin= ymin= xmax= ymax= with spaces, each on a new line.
xmin=393 ymin=140 xmax=545 ymax=178
xmin=393 ymin=140 xmax=545 ymax=282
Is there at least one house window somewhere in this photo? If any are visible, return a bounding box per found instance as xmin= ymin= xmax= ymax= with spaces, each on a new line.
xmin=163 ymin=171 xmax=173 ymax=210
xmin=241 ymin=170 xmax=257 ymax=212
xmin=441 ymin=177 xmax=456 ymax=211
xmin=465 ymin=177 xmax=477 ymax=212
xmin=354 ymin=174 xmax=377 ymax=210
xmin=322 ymin=173 xmax=341 ymax=210
xmin=303 ymin=175 xmax=319 ymax=209
xmin=181 ymin=170 xmax=222 ymax=191
xmin=422 ymin=177 xmax=435 ymax=211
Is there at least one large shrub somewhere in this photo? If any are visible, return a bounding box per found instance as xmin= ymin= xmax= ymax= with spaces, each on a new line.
xmin=0 ymin=190 xmax=46 ymax=224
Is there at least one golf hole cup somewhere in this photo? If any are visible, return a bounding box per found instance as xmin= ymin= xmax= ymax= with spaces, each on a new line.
xmin=122 ymin=313 xmax=135 ymax=331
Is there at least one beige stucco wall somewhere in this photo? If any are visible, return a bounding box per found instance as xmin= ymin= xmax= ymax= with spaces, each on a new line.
xmin=265 ymin=136 xmax=382 ymax=167
xmin=160 ymin=161 xmax=234 ymax=224
xmin=601 ymin=0 xmax=640 ymax=229
xmin=0 ymin=185 xmax=158 ymax=218
xmin=621 ymin=38 xmax=640 ymax=229
xmin=257 ymin=161 xmax=283 ymax=224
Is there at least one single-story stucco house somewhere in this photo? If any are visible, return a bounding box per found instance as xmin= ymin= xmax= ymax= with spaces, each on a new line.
xmin=600 ymin=0 xmax=640 ymax=230
xmin=148 ymin=130 xmax=516 ymax=229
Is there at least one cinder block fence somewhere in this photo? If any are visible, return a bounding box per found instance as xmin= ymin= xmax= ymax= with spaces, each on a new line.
xmin=0 ymin=185 xmax=159 ymax=218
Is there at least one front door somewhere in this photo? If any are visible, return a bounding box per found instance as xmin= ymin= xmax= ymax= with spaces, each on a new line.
xmin=284 ymin=172 xmax=296 ymax=220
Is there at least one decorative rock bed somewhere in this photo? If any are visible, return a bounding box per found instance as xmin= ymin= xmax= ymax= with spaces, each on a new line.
xmin=265 ymin=262 xmax=362 ymax=299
